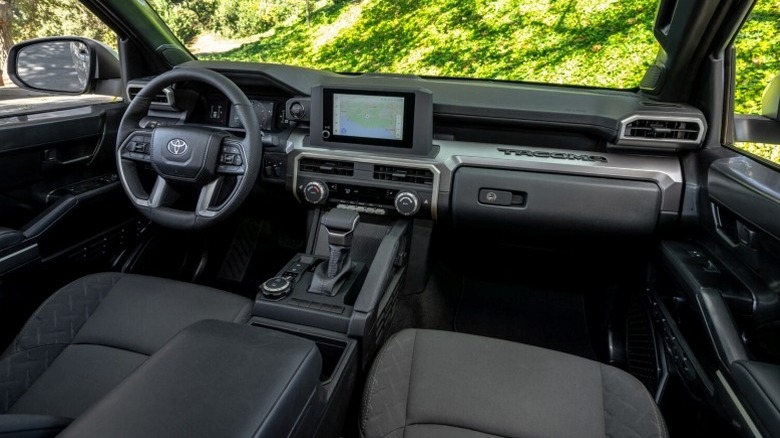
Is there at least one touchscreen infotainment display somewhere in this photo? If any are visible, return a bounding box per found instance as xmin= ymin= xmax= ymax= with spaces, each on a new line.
xmin=333 ymin=94 xmax=405 ymax=141
xmin=321 ymin=89 xmax=416 ymax=148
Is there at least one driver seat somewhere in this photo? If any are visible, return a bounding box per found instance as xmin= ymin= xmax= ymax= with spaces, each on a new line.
xmin=0 ymin=272 xmax=252 ymax=436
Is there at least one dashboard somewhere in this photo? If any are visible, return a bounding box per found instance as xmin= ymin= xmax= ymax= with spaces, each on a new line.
xmin=191 ymin=96 xmax=282 ymax=132
xmin=128 ymin=61 xmax=708 ymax=237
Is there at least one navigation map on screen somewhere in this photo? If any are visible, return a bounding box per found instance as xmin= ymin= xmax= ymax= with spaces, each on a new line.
xmin=332 ymin=94 xmax=405 ymax=141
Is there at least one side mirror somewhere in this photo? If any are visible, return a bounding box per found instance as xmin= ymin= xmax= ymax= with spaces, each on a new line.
xmin=762 ymin=74 xmax=780 ymax=121
xmin=8 ymin=37 xmax=120 ymax=95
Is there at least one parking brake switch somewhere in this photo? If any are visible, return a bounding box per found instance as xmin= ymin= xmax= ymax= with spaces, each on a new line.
xmin=308 ymin=209 xmax=360 ymax=297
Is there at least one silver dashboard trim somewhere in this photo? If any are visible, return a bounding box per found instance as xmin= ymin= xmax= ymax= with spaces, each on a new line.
xmin=288 ymin=133 xmax=684 ymax=217
xmin=435 ymin=140 xmax=683 ymax=213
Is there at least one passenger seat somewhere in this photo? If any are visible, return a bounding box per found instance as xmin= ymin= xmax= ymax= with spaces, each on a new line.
xmin=361 ymin=329 xmax=667 ymax=438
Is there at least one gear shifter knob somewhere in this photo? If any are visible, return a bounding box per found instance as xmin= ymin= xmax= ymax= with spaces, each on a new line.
xmin=308 ymin=208 xmax=360 ymax=296
xmin=321 ymin=208 xmax=360 ymax=247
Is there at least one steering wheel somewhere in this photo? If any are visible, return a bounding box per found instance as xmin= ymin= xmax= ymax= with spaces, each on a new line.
xmin=116 ymin=68 xmax=262 ymax=230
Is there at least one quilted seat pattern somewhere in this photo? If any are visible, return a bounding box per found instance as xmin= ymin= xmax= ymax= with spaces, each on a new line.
xmin=0 ymin=273 xmax=121 ymax=413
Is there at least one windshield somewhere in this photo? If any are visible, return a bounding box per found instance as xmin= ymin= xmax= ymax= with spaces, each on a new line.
xmin=148 ymin=0 xmax=658 ymax=88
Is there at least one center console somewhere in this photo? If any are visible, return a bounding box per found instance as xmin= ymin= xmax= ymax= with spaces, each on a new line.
xmin=248 ymin=80 xmax=437 ymax=436
xmin=254 ymin=80 xmax=436 ymax=362
xmin=253 ymin=209 xmax=412 ymax=362
xmin=287 ymin=81 xmax=441 ymax=220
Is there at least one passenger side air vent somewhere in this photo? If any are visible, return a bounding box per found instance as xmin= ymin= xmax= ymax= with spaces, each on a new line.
xmin=299 ymin=158 xmax=354 ymax=176
xmin=126 ymin=85 xmax=175 ymax=106
xmin=620 ymin=117 xmax=703 ymax=143
xmin=373 ymin=165 xmax=434 ymax=185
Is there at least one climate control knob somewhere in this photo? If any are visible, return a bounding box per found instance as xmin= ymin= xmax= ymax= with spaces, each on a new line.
xmin=303 ymin=181 xmax=329 ymax=205
xmin=394 ymin=191 xmax=420 ymax=216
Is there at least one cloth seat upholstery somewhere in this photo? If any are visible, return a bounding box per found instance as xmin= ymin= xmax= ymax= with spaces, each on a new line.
xmin=361 ymin=329 xmax=667 ymax=438
xmin=0 ymin=272 xmax=252 ymax=430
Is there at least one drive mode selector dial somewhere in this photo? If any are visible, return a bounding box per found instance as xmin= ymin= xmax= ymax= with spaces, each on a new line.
xmin=394 ymin=191 xmax=420 ymax=216
xmin=261 ymin=277 xmax=292 ymax=300
xmin=303 ymin=181 xmax=329 ymax=205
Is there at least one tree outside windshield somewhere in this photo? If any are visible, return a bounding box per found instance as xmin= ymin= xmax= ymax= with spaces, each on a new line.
xmin=0 ymin=0 xmax=778 ymax=163
xmin=154 ymin=0 xmax=659 ymax=89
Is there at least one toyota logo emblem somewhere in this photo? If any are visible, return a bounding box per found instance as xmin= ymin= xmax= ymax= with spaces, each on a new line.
xmin=167 ymin=139 xmax=188 ymax=155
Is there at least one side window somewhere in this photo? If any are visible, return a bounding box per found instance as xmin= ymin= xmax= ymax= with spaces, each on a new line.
xmin=731 ymin=1 xmax=780 ymax=165
xmin=0 ymin=0 xmax=118 ymax=112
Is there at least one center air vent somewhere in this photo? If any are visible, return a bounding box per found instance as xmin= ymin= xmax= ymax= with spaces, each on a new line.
xmin=126 ymin=85 xmax=175 ymax=106
xmin=621 ymin=117 xmax=703 ymax=143
xmin=299 ymin=158 xmax=354 ymax=176
xmin=373 ymin=165 xmax=434 ymax=185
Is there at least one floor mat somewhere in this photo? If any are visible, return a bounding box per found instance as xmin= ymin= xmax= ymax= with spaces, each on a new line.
xmin=454 ymin=277 xmax=596 ymax=359
xmin=217 ymin=219 xmax=264 ymax=283
xmin=202 ymin=217 xmax=302 ymax=298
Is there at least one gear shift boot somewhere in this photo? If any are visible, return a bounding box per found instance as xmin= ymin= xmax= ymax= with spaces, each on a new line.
xmin=309 ymin=209 xmax=360 ymax=297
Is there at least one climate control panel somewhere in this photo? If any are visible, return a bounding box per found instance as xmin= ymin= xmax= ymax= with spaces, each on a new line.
xmin=296 ymin=178 xmax=434 ymax=218
xmin=293 ymin=155 xmax=438 ymax=218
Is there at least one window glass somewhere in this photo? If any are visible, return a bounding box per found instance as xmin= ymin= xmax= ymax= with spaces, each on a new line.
xmin=148 ymin=0 xmax=659 ymax=89
xmin=0 ymin=0 xmax=118 ymax=113
xmin=732 ymin=1 xmax=780 ymax=164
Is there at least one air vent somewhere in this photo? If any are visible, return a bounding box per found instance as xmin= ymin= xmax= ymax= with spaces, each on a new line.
xmin=126 ymin=85 xmax=174 ymax=106
xmin=299 ymin=158 xmax=354 ymax=176
xmin=373 ymin=165 xmax=434 ymax=185
xmin=621 ymin=117 xmax=703 ymax=143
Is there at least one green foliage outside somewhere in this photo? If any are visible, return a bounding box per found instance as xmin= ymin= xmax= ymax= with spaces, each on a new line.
xmin=732 ymin=2 xmax=780 ymax=163
xmin=11 ymin=0 xmax=114 ymax=47
xmin=199 ymin=0 xmax=659 ymax=89
xmin=734 ymin=2 xmax=780 ymax=115
xmin=147 ymin=0 xmax=295 ymax=43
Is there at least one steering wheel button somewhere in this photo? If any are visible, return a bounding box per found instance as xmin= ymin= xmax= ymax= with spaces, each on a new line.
xmin=233 ymin=156 xmax=243 ymax=166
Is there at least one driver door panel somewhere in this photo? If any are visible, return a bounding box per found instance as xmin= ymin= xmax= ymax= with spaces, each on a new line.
xmin=0 ymin=101 xmax=140 ymax=275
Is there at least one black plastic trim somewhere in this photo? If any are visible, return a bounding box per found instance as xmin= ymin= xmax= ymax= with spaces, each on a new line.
xmin=709 ymin=157 xmax=780 ymax=242
xmin=451 ymin=167 xmax=661 ymax=236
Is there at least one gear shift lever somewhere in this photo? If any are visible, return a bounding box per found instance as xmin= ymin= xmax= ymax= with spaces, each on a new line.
xmin=308 ymin=208 xmax=360 ymax=296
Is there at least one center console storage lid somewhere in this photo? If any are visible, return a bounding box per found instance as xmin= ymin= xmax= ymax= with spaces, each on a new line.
xmin=60 ymin=320 xmax=323 ymax=438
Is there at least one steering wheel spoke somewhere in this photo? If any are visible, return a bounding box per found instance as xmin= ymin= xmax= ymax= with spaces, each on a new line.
xmin=148 ymin=176 xmax=178 ymax=208
xmin=196 ymin=177 xmax=225 ymax=216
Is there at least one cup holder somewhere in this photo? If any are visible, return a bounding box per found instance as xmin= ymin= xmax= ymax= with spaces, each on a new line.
xmin=251 ymin=322 xmax=349 ymax=382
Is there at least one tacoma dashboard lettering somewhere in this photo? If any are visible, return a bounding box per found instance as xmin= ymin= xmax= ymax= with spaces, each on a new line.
xmin=497 ymin=148 xmax=609 ymax=163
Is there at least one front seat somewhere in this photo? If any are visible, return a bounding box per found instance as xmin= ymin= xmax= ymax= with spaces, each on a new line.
xmin=362 ymin=329 xmax=667 ymax=438
xmin=0 ymin=272 xmax=251 ymax=436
